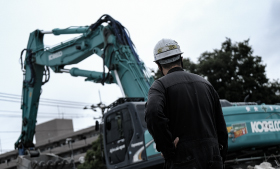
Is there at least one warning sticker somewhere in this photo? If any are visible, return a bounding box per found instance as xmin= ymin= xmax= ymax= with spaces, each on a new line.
xmin=234 ymin=127 xmax=247 ymax=138
xmin=228 ymin=123 xmax=248 ymax=138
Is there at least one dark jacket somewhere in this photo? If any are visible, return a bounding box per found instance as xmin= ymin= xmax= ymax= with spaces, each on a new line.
xmin=145 ymin=67 xmax=228 ymax=168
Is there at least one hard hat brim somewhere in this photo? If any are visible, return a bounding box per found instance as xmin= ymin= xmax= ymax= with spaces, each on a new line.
xmin=155 ymin=54 xmax=182 ymax=65
xmin=154 ymin=48 xmax=183 ymax=62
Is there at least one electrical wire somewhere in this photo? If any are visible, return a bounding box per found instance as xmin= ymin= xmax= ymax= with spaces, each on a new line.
xmin=0 ymin=113 xmax=94 ymax=118
xmin=0 ymin=115 xmax=91 ymax=118
xmin=0 ymin=92 xmax=93 ymax=105
xmin=0 ymin=110 xmax=93 ymax=116
xmin=0 ymin=95 xmax=90 ymax=107
xmin=0 ymin=127 xmax=95 ymax=133
xmin=0 ymin=109 xmax=100 ymax=118
xmin=0 ymin=98 xmax=87 ymax=109
xmin=0 ymin=97 xmax=90 ymax=107
xmin=0 ymin=129 xmax=74 ymax=133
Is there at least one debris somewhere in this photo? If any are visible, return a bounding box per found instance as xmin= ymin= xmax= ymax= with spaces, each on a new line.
xmin=253 ymin=162 xmax=274 ymax=169
xmin=17 ymin=153 xmax=73 ymax=169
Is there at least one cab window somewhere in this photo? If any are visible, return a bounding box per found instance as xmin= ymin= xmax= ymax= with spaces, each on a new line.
xmin=105 ymin=109 xmax=133 ymax=164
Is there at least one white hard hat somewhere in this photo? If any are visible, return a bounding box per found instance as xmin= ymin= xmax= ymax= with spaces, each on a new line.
xmin=153 ymin=39 xmax=183 ymax=64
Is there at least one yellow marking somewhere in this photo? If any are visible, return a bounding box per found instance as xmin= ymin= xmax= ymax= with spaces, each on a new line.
xmin=227 ymin=126 xmax=232 ymax=133
xmin=138 ymin=151 xmax=142 ymax=160
xmin=168 ymin=45 xmax=177 ymax=50
xmin=29 ymin=92 xmax=32 ymax=97
xmin=157 ymin=48 xmax=163 ymax=54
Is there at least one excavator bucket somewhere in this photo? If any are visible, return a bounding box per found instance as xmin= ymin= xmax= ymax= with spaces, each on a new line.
xmin=17 ymin=153 xmax=73 ymax=169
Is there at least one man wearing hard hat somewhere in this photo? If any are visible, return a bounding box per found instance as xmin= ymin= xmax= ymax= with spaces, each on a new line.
xmin=145 ymin=39 xmax=228 ymax=169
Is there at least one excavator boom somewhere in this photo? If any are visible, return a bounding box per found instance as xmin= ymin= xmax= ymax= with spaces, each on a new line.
xmin=16 ymin=14 xmax=153 ymax=155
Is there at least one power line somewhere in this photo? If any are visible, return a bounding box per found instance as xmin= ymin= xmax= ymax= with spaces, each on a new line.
xmin=0 ymin=94 xmax=92 ymax=106
xmin=0 ymin=115 xmax=93 ymax=118
xmin=0 ymin=110 xmax=94 ymax=116
xmin=0 ymin=92 xmax=93 ymax=105
xmin=0 ymin=97 xmax=85 ymax=108
xmin=0 ymin=92 xmax=106 ymax=111
xmin=0 ymin=110 xmax=101 ymax=119
xmin=0 ymin=99 xmax=86 ymax=109
xmin=0 ymin=127 xmax=95 ymax=133
xmin=0 ymin=129 xmax=73 ymax=133
xmin=0 ymin=95 xmax=90 ymax=107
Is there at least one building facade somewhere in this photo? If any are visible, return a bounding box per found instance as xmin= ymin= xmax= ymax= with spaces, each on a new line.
xmin=0 ymin=119 xmax=99 ymax=169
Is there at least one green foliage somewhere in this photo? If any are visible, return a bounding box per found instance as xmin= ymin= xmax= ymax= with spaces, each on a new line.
xmin=153 ymin=66 xmax=162 ymax=80
xmin=77 ymin=135 xmax=106 ymax=169
xmin=153 ymin=38 xmax=280 ymax=103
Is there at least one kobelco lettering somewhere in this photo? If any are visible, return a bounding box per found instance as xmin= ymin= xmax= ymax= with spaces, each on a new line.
xmin=251 ymin=121 xmax=280 ymax=133
xmin=131 ymin=142 xmax=143 ymax=148
xmin=49 ymin=51 xmax=63 ymax=60
xmin=110 ymin=144 xmax=125 ymax=154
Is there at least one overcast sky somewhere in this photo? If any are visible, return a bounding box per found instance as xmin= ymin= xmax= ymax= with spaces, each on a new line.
xmin=0 ymin=0 xmax=279 ymax=153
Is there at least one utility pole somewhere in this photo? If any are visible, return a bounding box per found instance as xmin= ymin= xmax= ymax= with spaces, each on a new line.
xmin=66 ymin=138 xmax=75 ymax=169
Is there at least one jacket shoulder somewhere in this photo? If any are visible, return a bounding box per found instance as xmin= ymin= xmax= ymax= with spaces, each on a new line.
xmin=158 ymin=71 xmax=211 ymax=88
xmin=150 ymin=79 xmax=165 ymax=91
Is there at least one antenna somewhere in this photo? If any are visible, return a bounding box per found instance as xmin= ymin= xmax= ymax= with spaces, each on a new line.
xmin=83 ymin=90 xmax=109 ymax=117
xmin=98 ymin=90 xmax=102 ymax=104
xmin=97 ymin=90 xmax=107 ymax=116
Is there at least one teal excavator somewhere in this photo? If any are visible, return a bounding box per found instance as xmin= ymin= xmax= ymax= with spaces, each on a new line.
xmin=17 ymin=14 xmax=154 ymax=168
xmin=17 ymin=14 xmax=153 ymax=152
xmin=17 ymin=15 xmax=280 ymax=169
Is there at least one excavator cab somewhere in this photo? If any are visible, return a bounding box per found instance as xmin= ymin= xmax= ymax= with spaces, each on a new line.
xmin=102 ymin=98 xmax=164 ymax=169
xmin=105 ymin=109 xmax=133 ymax=164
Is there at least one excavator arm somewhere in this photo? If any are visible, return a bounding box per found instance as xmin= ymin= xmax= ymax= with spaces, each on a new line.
xmin=16 ymin=14 xmax=153 ymax=155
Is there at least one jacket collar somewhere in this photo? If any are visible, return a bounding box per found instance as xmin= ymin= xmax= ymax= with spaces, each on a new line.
xmin=167 ymin=67 xmax=184 ymax=74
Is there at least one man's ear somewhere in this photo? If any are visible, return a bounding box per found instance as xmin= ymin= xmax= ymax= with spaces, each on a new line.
xmin=156 ymin=62 xmax=160 ymax=69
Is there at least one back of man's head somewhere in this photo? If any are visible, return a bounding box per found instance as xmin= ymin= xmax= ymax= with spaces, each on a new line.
xmin=153 ymin=38 xmax=184 ymax=75
xmin=153 ymin=38 xmax=183 ymax=68
xmin=160 ymin=55 xmax=182 ymax=69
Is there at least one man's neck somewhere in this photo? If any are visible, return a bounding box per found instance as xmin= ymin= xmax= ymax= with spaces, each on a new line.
xmin=163 ymin=66 xmax=181 ymax=75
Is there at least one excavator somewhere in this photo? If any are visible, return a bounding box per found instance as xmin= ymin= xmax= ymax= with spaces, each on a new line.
xmin=17 ymin=14 xmax=280 ymax=169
